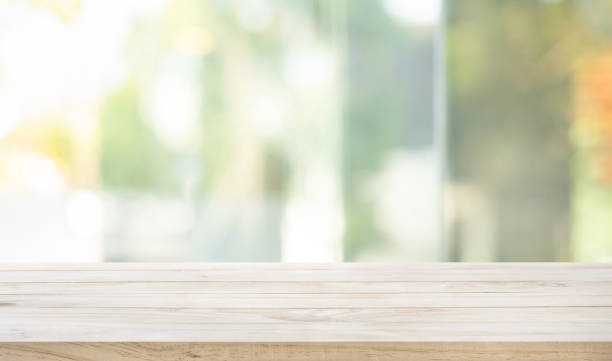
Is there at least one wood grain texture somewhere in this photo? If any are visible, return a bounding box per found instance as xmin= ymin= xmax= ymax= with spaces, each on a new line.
xmin=1 ymin=342 xmax=612 ymax=361
xmin=0 ymin=263 xmax=611 ymax=360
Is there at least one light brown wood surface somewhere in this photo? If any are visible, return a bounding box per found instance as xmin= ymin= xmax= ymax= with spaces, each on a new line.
xmin=2 ymin=342 xmax=612 ymax=361
xmin=1 ymin=263 xmax=611 ymax=360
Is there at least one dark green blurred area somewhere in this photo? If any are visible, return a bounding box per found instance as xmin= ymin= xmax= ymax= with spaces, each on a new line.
xmin=447 ymin=0 xmax=612 ymax=261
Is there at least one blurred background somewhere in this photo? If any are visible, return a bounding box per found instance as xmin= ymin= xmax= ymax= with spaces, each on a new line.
xmin=0 ymin=0 xmax=611 ymax=262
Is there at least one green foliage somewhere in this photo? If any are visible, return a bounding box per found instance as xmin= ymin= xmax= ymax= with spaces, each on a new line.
xmin=99 ymin=82 xmax=172 ymax=190
xmin=446 ymin=0 xmax=604 ymax=260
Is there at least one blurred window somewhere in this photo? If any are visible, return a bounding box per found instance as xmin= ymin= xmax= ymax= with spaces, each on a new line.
xmin=1 ymin=0 xmax=611 ymax=262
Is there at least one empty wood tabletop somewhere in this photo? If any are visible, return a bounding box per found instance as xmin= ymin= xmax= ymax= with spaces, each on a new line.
xmin=0 ymin=263 xmax=611 ymax=360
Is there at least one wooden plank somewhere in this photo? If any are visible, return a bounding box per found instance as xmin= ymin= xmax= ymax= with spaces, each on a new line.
xmin=2 ymin=321 xmax=612 ymax=342
xmin=1 ymin=342 xmax=611 ymax=361
xmin=3 ymin=280 xmax=612 ymax=294
xmin=3 ymin=292 xmax=612 ymax=309
xmin=1 ymin=263 xmax=611 ymax=282
xmin=2 ymin=306 xmax=611 ymax=323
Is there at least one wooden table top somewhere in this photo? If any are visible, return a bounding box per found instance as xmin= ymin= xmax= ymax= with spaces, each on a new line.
xmin=1 ymin=263 xmax=611 ymax=343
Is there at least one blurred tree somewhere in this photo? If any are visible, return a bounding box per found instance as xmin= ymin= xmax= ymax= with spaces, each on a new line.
xmin=99 ymin=82 xmax=172 ymax=190
xmin=447 ymin=0 xmax=599 ymax=260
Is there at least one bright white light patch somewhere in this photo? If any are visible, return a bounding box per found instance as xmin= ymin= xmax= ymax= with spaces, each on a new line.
xmin=282 ymin=167 xmax=344 ymax=262
xmin=65 ymin=190 xmax=104 ymax=236
xmin=149 ymin=72 xmax=199 ymax=149
xmin=383 ymin=0 xmax=441 ymax=26
xmin=0 ymin=95 xmax=20 ymax=140
xmin=283 ymin=46 xmax=336 ymax=91
xmin=249 ymin=88 xmax=288 ymax=139
xmin=6 ymin=152 xmax=65 ymax=192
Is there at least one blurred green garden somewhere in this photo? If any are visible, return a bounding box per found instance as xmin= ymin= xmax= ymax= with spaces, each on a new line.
xmin=0 ymin=0 xmax=611 ymax=262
